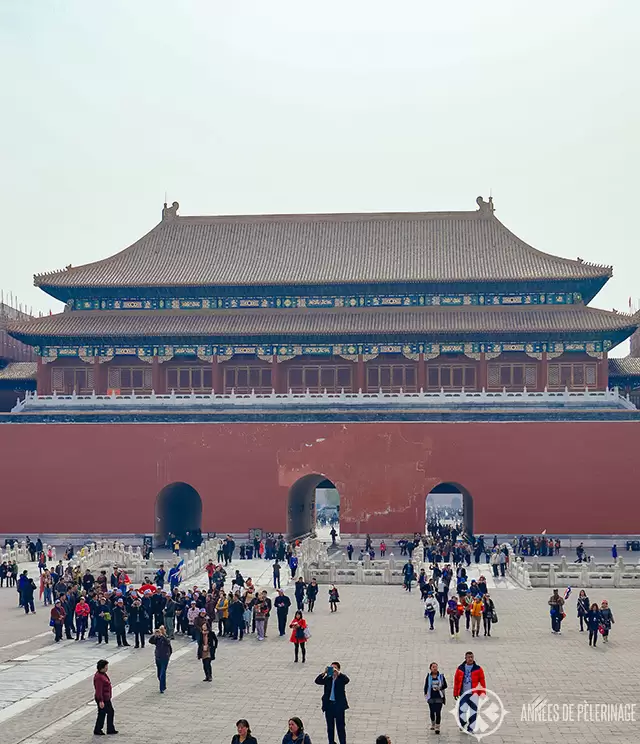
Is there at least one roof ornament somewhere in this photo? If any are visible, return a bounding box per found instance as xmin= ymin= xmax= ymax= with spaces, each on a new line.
xmin=476 ymin=195 xmax=495 ymax=216
xmin=162 ymin=201 xmax=180 ymax=221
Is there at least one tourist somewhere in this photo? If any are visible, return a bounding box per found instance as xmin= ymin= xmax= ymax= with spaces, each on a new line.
xmin=482 ymin=594 xmax=495 ymax=637
xmin=173 ymin=538 xmax=181 ymax=556
xmin=599 ymin=599 xmax=615 ymax=642
xmin=548 ymin=589 xmax=565 ymax=634
xmin=229 ymin=596 xmax=245 ymax=641
xmin=289 ymin=554 xmax=299 ymax=579
xmin=446 ymin=595 xmax=462 ymax=638
xmin=315 ymin=661 xmax=349 ymax=744
xmin=232 ymin=719 xmax=258 ymax=744
xmin=290 ymin=610 xmax=308 ymax=662
xmin=282 ymin=716 xmax=312 ymax=744
xmin=74 ymin=596 xmax=90 ymax=640
xmin=254 ymin=595 xmax=268 ymax=641
xmin=93 ymin=659 xmax=117 ymax=736
xmin=402 ymin=559 xmax=415 ymax=592
xmin=453 ymin=651 xmax=486 ymax=734
xmin=307 ymin=578 xmax=319 ymax=612
xmin=260 ymin=590 xmax=272 ymax=636
xmin=436 ymin=575 xmax=448 ymax=618
xmin=95 ymin=597 xmax=110 ymax=644
xmin=294 ymin=577 xmax=307 ymax=611
xmin=490 ymin=550 xmax=499 ymax=578
xmin=586 ymin=603 xmax=602 ymax=647
xmin=50 ymin=599 xmax=66 ymax=642
xmin=380 ymin=540 xmax=386 ymax=557
xmin=424 ymin=592 xmax=437 ymax=630
xmin=273 ymin=560 xmax=282 ymax=589
xmin=469 ymin=595 xmax=483 ymax=638
xmin=113 ymin=598 xmax=129 ymax=647
xmin=197 ymin=618 xmax=217 ymax=681
xmin=149 ymin=625 xmax=172 ymax=692
xmin=424 ymin=661 xmax=448 ymax=735
xmin=162 ymin=592 xmax=176 ymax=639
xmin=576 ymin=590 xmax=590 ymax=632
xmin=129 ymin=598 xmax=147 ymax=648
xmin=216 ymin=590 xmax=229 ymax=636
xmin=330 ymin=526 xmax=337 ymax=545
xmin=612 ymin=544 xmax=618 ymax=560
xmin=329 ymin=585 xmax=340 ymax=612
xmin=347 ymin=543 xmax=354 ymax=561
xmin=274 ymin=588 xmax=291 ymax=635
xmin=375 ymin=738 xmax=391 ymax=744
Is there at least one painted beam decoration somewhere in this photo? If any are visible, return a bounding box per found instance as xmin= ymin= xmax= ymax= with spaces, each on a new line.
xmin=69 ymin=291 xmax=584 ymax=312
xmin=34 ymin=340 xmax=611 ymax=362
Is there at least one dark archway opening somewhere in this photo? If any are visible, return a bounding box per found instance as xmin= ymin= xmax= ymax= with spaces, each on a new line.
xmin=426 ymin=482 xmax=473 ymax=536
xmin=288 ymin=474 xmax=339 ymax=540
xmin=156 ymin=482 xmax=203 ymax=549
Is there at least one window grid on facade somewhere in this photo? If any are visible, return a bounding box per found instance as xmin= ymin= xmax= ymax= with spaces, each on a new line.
xmin=107 ymin=367 xmax=152 ymax=391
xmin=167 ymin=366 xmax=213 ymax=391
xmin=548 ymin=363 xmax=597 ymax=389
xmin=487 ymin=363 xmax=537 ymax=389
xmin=223 ymin=366 xmax=272 ymax=393
xmin=367 ymin=364 xmax=417 ymax=392
xmin=51 ymin=367 xmax=95 ymax=394
xmin=426 ymin=364 xmax=476 ymax=390
xmin=287 ymin=365 xmax=352 ymax=393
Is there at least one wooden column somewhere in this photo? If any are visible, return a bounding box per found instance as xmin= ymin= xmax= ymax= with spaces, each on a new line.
xmin=598 ymin=351 xmax=608 ymax=390
xmin=356 ymin=354 xmax=366 ymax=392
xmin=417 ymin=352 xmax=426 ymax=391
xmin=212 ymin=357 xmax=222 ymax=393
xmin=478 ymin=352 xmax=488 ymax=391
xmin=37 ymin=357 xmax=50 ymax=395
xmin=540 ymin=351 xmax=549 ymax=390
xmin=152 ymin=356 xmax=165 ymax=394
xmin=93 ymin=359 xmax=106 ymax=394
xmin=271 ymin=355 xmax=282 ymax=393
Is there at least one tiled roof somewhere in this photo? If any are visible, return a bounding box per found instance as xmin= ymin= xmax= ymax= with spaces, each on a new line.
xmin=608 ymin=357 xmax=640 ymax=377
xmin=34 ymin=209 xmax=612 ymax=290
xmin=7 ymin=306 xmax=637 ymax=342
xmin=0 ymin=362 xmax=37 ymax=380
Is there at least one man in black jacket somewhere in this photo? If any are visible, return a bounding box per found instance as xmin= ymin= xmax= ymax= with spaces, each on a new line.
xmin=315 ymin=662 xmax=350 ymax=744
xmin=274 ymin=589 xmax=291 ymax=636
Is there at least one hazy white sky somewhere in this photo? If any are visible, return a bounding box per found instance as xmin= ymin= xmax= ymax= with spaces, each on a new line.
xmin=1 ymin=1 xmax=638 ymax=354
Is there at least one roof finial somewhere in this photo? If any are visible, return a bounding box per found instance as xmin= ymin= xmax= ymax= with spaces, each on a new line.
xmin=476 ymin=195 xmax=494 ymax=216
xmin=162 ymin=200 xmax=180 ymax=221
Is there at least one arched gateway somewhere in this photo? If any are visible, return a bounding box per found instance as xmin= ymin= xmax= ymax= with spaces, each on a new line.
xmin=288 ymin=474 xmax=339 ymax=539
xmin=156 ymin=482 xmax=203 ymax=544
xmin=426 ymin=482 xmax=474 ymax=535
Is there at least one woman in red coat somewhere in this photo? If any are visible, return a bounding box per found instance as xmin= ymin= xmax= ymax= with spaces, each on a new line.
xmin=289 ymin=610 xmax=308 ymax=663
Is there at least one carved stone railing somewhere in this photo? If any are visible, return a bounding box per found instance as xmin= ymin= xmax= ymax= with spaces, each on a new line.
xmin=1 ymin=539 xmax=31 ymax=564
xmin=511 ymin=554 xmax=640 ymax=588
xmin=12 ymin=387 xmax=636 ymax=412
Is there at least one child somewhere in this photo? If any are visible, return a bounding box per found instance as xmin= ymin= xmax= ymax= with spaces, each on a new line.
xmin=329 ymin=585 xmax=340 ymax=612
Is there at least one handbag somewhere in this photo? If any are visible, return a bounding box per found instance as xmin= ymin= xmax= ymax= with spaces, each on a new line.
xmin=295 ymin=626 xmax=305 ymax=641
xmin=303 ymin=626 xmax=311 ymax=640
xmin=491 ymin=610 xmax=498 ymax=623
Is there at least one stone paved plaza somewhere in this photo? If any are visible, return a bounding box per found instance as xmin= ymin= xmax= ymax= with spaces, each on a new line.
xmin=0 ymin=564 xmax=638 ymax=744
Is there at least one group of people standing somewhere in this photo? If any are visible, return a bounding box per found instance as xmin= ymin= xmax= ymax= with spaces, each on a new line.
xmin=550 ymin=588 xmax=615 ymax=644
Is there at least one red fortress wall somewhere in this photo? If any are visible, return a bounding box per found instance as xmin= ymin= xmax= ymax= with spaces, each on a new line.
xmin=0 ymin=421 xmax=638 ymax=535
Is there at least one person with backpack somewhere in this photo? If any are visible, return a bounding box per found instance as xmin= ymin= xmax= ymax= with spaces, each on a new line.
xmin=482 ymin=594 xmax=496 ymax=637
xmin=424 ymin=661 xmax=448 ymax=735
xmin=282 ymin=716 xmax=312 ymax=744
xmin=329 ymin=585 xmax=340 ymax=613
xmin=446 ymin=595 xmax=463 ymax=638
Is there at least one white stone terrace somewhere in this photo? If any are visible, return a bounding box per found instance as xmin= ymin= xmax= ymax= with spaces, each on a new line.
xmin=10 ymin=387 xmax=637 ymax=412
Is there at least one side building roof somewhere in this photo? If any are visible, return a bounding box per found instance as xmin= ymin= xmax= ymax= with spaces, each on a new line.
xmin=33 ymin=203 xmax=612 ymax=300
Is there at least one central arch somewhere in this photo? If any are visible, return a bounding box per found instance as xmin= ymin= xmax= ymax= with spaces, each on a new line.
xmin=426 ymin=482 xmax=473 ymax=535
xmin=287 ymin=474 xmax=339 ymax=540
xmin=156 ymin=482 xmax=203 ymax=547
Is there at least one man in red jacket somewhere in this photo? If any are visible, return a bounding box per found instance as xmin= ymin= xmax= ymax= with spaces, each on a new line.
xmin=453 ymin=651 xmax=486 ymax=734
